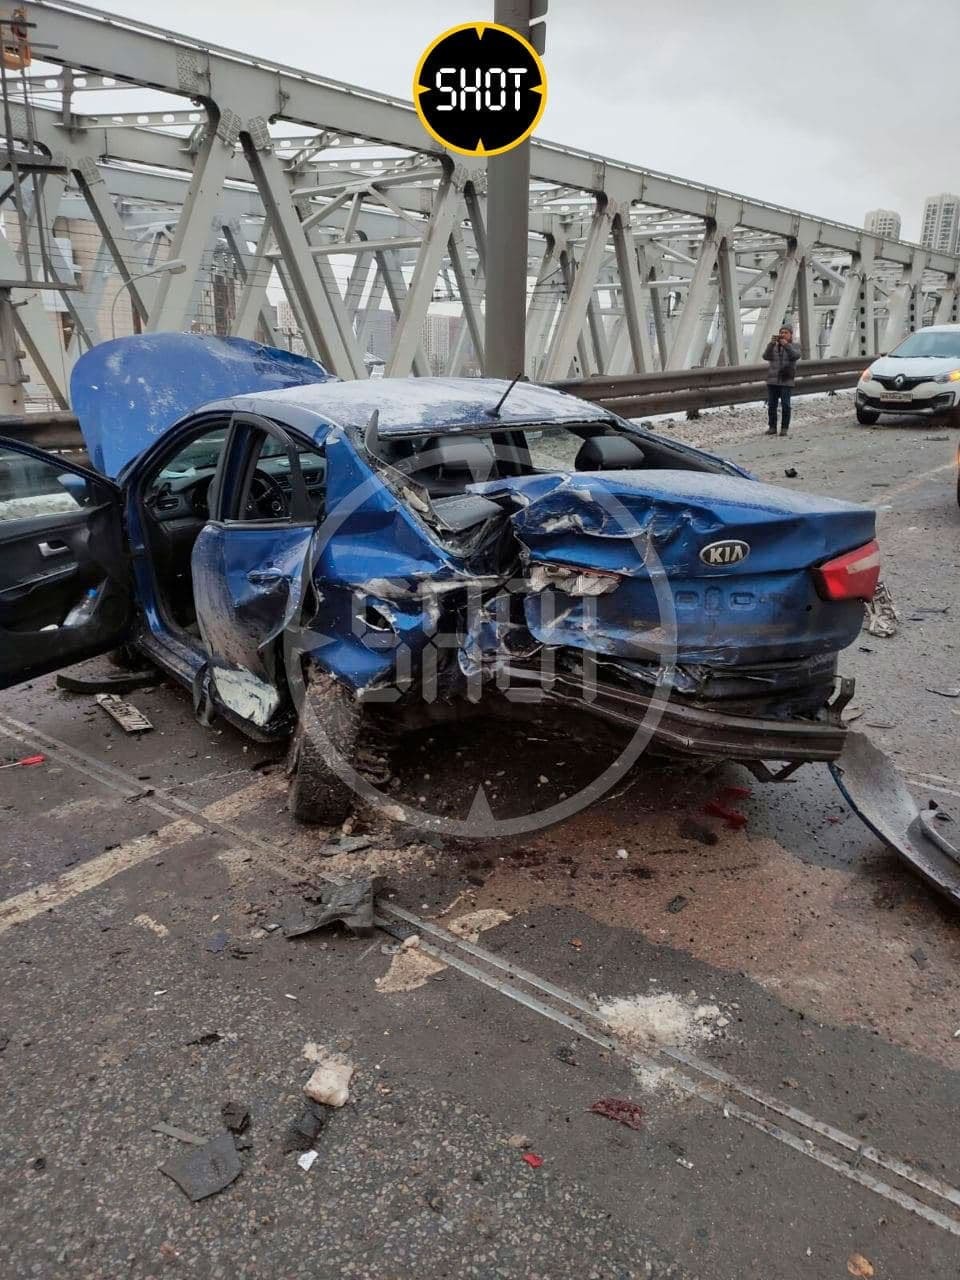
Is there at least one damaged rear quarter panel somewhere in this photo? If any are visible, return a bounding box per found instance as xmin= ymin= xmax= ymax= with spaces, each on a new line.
xmin=475 ymin=470 xmax=873 ymax=666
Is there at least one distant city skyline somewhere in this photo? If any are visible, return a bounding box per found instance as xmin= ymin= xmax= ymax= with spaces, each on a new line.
xmin=864 ymin=209 xmax=902 ymax=240
xmin=920 ymin=194 xmax=960 ymax=255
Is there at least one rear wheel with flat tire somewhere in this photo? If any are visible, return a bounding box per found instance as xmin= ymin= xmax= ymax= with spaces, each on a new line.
xmin=856 ymin=404 xmax=880 ymax=425
xmin=287 ymin=673 xmax=360 ymax=826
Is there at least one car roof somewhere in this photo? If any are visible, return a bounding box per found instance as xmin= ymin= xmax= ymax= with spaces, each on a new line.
xmin=210 ymin=376 xmax=611 ymax=438
xmin=910 ymin=323 xmax=960 ymax=333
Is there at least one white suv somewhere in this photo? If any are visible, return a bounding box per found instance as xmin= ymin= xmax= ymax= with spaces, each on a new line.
xmin=856 ymin=323 xmax=960 ymax=426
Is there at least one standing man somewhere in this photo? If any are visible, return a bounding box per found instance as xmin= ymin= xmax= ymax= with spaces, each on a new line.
xmin=763 ymin=324 xmax=801 ymax=435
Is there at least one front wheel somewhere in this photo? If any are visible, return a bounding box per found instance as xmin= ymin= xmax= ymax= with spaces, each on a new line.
xmin=287 ymin=673 xmax=360 ymax=825
xmin=856 ymin=404 xmax=880 ymax=425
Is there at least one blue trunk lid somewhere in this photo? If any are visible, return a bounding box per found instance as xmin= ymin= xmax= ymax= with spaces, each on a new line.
xmin=479 ymin=469 xmax=875 ymax=666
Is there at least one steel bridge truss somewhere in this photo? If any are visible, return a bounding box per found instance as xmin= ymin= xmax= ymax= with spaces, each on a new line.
xmin=3 ymin=0 xmax=959 ymax=409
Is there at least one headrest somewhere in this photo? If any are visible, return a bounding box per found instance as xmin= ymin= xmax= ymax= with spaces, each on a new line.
xmin=575 ymin=435 xmax=646 ymax=470
xmin=420 ymin=436 xmax=495 ymax=480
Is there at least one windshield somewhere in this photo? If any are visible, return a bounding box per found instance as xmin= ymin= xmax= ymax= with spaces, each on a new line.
xmin=888 ymin=330 xmax=960 ymax=359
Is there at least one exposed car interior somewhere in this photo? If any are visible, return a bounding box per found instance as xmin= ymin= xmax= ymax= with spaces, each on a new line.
xmin=373 ymin=420 xmax=722 ymax=496
xmin=140 ymin=419 xmax=325 ymax=632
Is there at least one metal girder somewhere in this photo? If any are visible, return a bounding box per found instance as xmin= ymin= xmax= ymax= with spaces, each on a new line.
xmin=376 ymin=249 xmax=430 ymax=377
xmin=540 ymin=201 xmax=614 ymax=380
xmin=146 ymin=114 xmax=241 ymax=332
xmin=17 ymin=0 xmax=960 ymax=276
xmin=4 ymin=0 xmax=958 ymax=404
xmin=716 ymin=236 xmax=745 ymax=366
xmin=611 ymin=215 xmax=653 ymax=374
xmin=882 ymin=251 xmax=928 ymax=351
xmin=385 ymin=167 xmax=462 ymax=377
xmin=242 ymin=133 xmax=360 ymax=377
xmin=665 ymin=221 xmax=725 ymax=370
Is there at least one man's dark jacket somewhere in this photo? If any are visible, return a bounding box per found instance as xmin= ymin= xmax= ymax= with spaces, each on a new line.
xmin=763 ymin=339 xmax=801 ymax=385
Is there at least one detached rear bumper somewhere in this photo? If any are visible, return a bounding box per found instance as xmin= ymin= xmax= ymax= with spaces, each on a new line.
xmin=497 ymin=664 xmax=850 ymax=764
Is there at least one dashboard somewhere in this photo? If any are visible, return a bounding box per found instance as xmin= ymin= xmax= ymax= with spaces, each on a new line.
xmin=144 ymin=454 xmax=326 ymax=524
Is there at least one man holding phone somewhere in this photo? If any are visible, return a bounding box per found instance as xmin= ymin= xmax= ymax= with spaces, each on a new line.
xmin=763 ymin=324 xmax=801 ymax=435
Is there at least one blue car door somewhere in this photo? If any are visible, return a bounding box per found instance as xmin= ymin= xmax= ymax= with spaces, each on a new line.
xmin=191 ymin=413 xmax=324 ymax=730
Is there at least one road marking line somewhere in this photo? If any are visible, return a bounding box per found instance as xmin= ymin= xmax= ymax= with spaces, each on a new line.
xmin=877 ymin=461 xmax=955 ymax=505
xmin=907 ymin=778 xmax=960 ymax=801
xmin=0 ymin=819 xmax=201 ymax=934
xmin=2 ymin=711 xmax=959 ymax=1234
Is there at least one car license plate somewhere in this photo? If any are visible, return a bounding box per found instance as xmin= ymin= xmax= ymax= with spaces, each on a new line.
xmin=879 ymin=391 xmax=912 ymax=403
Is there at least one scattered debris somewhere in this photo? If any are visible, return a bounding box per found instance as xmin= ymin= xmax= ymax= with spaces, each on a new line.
xmin=678 ymin=817 xmax=718 ymax=846
xmin=424 ymin=1187 xmax=444 ymax=1211
xmin=615 ymin=847 xmax=629 ymax=860
xmin=159 ymin=1132 xmax=241 ymax=1201
xmin=446 ymin=908 xmax=511 ymax=943
xmin=133 ymin=914 xmax=169 ymax=940
xmin=152 ymin=1122 xmax=207 ymax=1146
xmin=665 ymin=894 xmax=689 ymax=914
xmin=847 ymin=1253 xmax=875 ymax=1278
xmin=925 ymin=685 xmax=960 ymax=699
xmin=0 ymin=1033 xmax=8 ymax=1052
xmin=283 ymin=1101 xmax=327 ymax=1154
xmin=376 ymin=946 xmax=447 ymax=993
xmin=283 ymin=878 xmax=376 ymax=938
xmin=555 ymin=1043 xmax=579 ymax=1066
xmin=56 ymin=668 xmax=161 ymax=695
xmin=675 ymin=1157 xmax=694 ymax=1170
xmin=297 ymin=1149 xmax=319 ymax=1172
xmin=206 ymin=930 xmax=229 ymax=953
xmin=589 ymin=1097 xmax=645 ymax=1131
xmin=185 ymin=1032 xmax=222 ymax=1047
xmin=521 ymin=1152 xmax=543 ymax=1168
xmin=0 ymin=753 xmax=44 ymax=770
xmin=303 ymin=1043 xmax=354 ymax=1107
xmin=720 ymin=785 xmax=752 ymax=801
xmin=844 ymin=706 xmax=864 ymax=722
xmin=596 ymin=991 xmax=730 ymax=1056
xmin=95 ymin=692 xmax=153 ymax=733
xmin=704 ymin=798 xmax=747 ymax=830
xmin=319 ymin=834 xmax=375 ymax=858
xmin=910 ymin=947 xmax=929 ymax=971
xmin=506 ymin=1134 xmax=532 ymax=1149
xmin=783 ymin=467 xmax=798 ymax=478
xmin=863 ymin=581 xmax=899 ymax=638
xmin=220 ymin=1102 xmax=250 ymax=1134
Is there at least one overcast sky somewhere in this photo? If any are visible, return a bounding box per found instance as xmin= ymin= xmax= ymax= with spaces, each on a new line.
xmin=93 ymin=0 xmax=960 ymax=241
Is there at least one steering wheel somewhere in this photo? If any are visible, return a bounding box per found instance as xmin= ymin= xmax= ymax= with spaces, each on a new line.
xmin=244 ymin=468 xmax=288 ymax=519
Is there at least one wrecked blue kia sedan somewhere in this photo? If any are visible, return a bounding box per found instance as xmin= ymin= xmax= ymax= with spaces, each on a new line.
xmin=1 ymin=333 xmax=955 ymax=900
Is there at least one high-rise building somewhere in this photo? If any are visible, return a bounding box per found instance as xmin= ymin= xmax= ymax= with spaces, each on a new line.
xmin=864 ymin=209 xmax=901 ymax=240
xmin=920 ymin=194 xmax=960 ymax=254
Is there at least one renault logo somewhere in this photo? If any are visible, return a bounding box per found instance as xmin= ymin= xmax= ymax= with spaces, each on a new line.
xmin=895 ymin=374 xmax=905 ymax=388
xmin=699 ymin=539 xmax=750 ymax=566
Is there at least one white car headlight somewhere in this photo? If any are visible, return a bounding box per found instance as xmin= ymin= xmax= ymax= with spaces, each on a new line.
xmin=933 ymin=369 xmax=960 ymax=383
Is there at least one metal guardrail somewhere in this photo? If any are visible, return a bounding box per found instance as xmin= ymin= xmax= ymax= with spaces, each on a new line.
xmin=0 ymin=357 xmax=866 ymax=455
xmin=552 ymin=357 xmax=865 ymax=419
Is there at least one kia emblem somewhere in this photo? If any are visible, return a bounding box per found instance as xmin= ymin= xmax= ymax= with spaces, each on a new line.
xmin=699 ymin=539 xmax=750 ymax=566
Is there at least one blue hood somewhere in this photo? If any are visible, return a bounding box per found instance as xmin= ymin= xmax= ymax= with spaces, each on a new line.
xmin=70 ymin=334 xmax=333 ymax=476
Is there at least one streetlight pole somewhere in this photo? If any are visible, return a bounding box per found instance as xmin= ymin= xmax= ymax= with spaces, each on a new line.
xmin=483 ymin=0 xmax=546 ymax=379
xmin=110 ymin=258 xmax=187 ymax=340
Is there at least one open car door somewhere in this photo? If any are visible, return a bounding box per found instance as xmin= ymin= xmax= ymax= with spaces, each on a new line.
xmin=0 ymin=438 xmax=133 ymax=689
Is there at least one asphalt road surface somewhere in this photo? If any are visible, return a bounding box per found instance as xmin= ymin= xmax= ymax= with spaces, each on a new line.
xmin=1 ymin=394 xmax=959 ymax=1279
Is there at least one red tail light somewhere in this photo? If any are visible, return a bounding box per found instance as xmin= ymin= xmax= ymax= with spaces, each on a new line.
xmin=812 ymin=539 xmax=880 ymax=602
